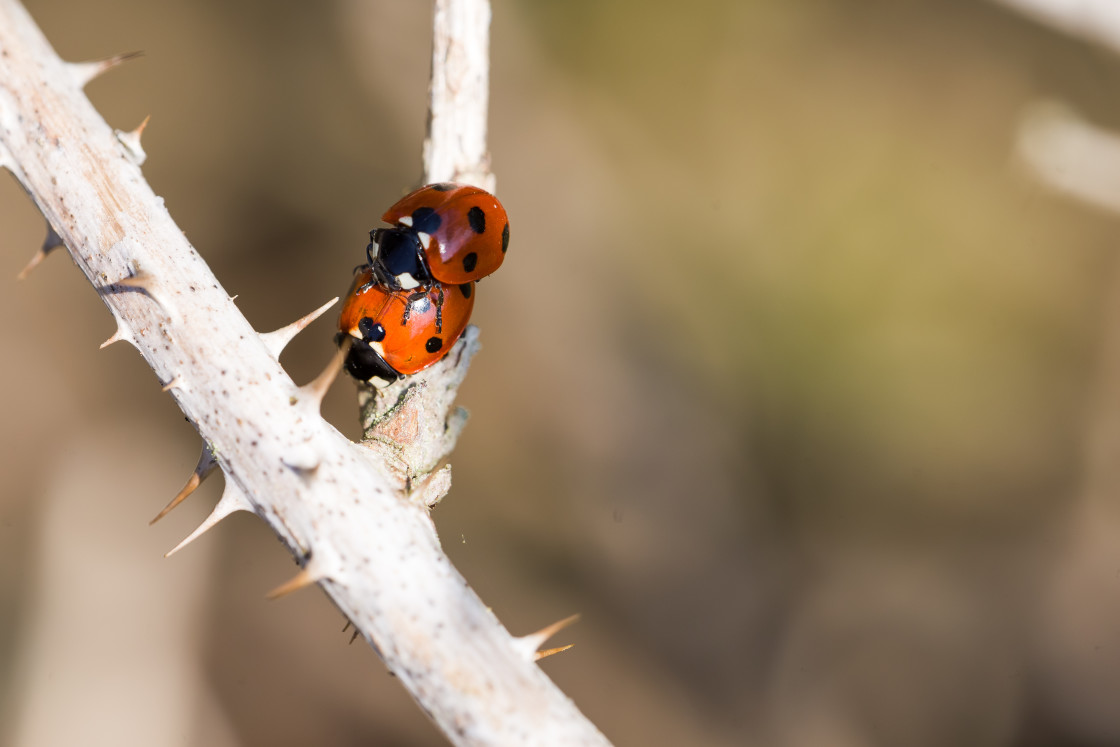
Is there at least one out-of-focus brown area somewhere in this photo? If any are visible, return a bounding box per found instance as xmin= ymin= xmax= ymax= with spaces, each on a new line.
xmin=4 ymin=0 xmax=1120 ymax=744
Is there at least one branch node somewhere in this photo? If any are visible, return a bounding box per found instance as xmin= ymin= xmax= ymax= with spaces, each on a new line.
xmin=411 ymin=464 xmax=452 ymax=508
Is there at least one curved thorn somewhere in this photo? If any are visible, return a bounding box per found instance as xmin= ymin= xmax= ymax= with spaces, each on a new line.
xmin=112 ymin=269 xmax=156 ymax=292
xmin=164 ymin=481 xmax=251 ymax=558
xmin=266 ymin=565 xmax=321 ymax=600
xmin=161 ymin=375 xmax=184 ymax=393
xmin=17 ymin=223 xmax=64 ymax=281
xmin=260 ymin=296 xmax=339 ymax=359
xmin=513 ymin=613 xmax=581 ymax=662
xmin=99 ymin=322 xmax=132 ymax=349
xmin=102 ymin=269 xmax=176 ymax=320
xmin=150 ymin=446 xmax=217 ymax=525
xmin=69 ymin=50 xmax=143 ymax=88
xmin=298 ymin=338 xmax=349 ymax=410
xmin=116 ymin=115 xmax=150 ymax=165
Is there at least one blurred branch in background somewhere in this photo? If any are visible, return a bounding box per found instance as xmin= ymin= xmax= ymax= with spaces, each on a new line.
xmin=992 ymin=0 xmax=1120 ymax=54
xmin=997 ymin=0 xmax=1120 ymax=210
xmin=1018 ymin=103 xmax=1120 ymax=213
xmin=993 ymin=1 xmax=1120 ymax=744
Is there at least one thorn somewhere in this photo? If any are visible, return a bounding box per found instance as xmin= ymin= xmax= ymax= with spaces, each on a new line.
xmin=260 ymin=296 xmax=339 ymax=358
xmin=534 ymin=644 xmax=574 ymax=662
xmin=17 ymin=223 xmax=64 ymax=281
xmin=103 ymin=269 xmax=176 ymax=319
xmin=99 ymin=320 xmax=133 ymax=349
xmin=69 ymin=50 xmax=143 ymax=88
xmin=150 ymin=446 xmax=217 ymax=525
xmin=161 ymin=376 xmax=183 ymax=392
xmin=342 ymin=620 xmax=352 ymax=633
xmin=111 ymin=269 xmax=157 ymax=292
xmin=513 ymin=613 xmax=581 ymax=662
xmin=164 ymin=481 xmax=252 ymax=558
xmin=265 ymin=564 xmax=321 ymax=600
xmin=116 ymin=115 xmax=150 ymax=165
xmin=297 ymin=338 xmax=349 ymax=410
xmin=349 ymin=629 xmax=361 ymax=645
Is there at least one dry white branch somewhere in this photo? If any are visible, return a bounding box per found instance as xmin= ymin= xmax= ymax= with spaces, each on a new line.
xmin=0 ymin=0 xmax=609 ymax=744
xmin=992 ymin=0 xmax=1120 ymax=55
xmin=1017 ymin=102 xmax=1120 ymax=214
xmin=425 ymin=0 xmax=496 ymax=192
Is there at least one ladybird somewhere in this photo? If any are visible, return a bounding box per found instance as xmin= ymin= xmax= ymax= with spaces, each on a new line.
xmin=338 ymin=267 xmax=476 ymax=387
xmin=368 ymin=182 xmax=509 ymax=291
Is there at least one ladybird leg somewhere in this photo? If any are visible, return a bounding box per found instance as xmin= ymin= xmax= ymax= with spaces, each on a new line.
xmin=400 ymin=290 xmax=429 ymax=325
xmin=354 ymin=262 xmax=376 ymax=293
xmin=434 ymin=285 xmax=444 ymax=334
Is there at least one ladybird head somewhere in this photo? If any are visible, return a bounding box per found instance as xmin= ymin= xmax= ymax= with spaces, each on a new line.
xmin=340 ymin=333 xmax=401 ymax=388
xmin=368 ymin=227 xmax=432 ymax=291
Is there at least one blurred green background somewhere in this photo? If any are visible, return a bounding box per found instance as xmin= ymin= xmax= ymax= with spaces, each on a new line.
xmin=4 ymin=0 xmax=1120 ymax=744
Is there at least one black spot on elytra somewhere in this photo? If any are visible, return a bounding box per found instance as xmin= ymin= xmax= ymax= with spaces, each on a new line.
xmin=431 ymin=183 xmax=456 ymax=191
xmin=459 ymin=283 xmax=472 ymax=299
xmin=425 ymin=336 xmax=443 ymax=354
xmin=462 ymin=252 xmax=478 ymax=273
xmin=468 ymin=206 xmax=486 ymax=234
xmin=411 ymin=207 xmax=442 ymax=234
xmin=501 ymin=223 xmax=509 ymax=253
xmin=358 ymin=317 xmax=385 ymax=342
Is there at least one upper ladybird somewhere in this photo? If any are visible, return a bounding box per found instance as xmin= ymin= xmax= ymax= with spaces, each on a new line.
xmin=367 ymin=183 xmax=509 ymax=291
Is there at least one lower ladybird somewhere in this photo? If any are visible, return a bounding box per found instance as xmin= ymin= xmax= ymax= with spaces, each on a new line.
xmin=337 ymin=267 xmax=475 ymax=387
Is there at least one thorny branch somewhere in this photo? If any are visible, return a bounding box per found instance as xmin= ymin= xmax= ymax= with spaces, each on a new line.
xmin=0 ymin=0 xmax=610 ymax=743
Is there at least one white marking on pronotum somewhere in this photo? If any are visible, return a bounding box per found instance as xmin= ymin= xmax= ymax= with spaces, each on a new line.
xmin=348 ymin=330 xmax=385 ymax=357
xmin=397 ymin=273 xmax=420 ymax=290
xmin=418 ymin=231 xmax=432 ymax=249
xmin=398 ymin=215 xmax=413 ymax=227
xmin=370 ymin=375 xmax=393 ymax=389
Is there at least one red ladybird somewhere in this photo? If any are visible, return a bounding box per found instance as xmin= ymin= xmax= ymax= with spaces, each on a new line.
xmin=368 ymin=183 xmax=509 ymax=291
xmin=338 ymin=268 xmax=475 ymax=387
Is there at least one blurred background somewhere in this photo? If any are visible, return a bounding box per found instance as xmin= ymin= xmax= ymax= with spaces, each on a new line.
xmin=4 ymin=0 xmax=1120 ymax=744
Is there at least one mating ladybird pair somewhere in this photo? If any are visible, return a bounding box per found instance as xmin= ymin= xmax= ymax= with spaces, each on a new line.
xmin=338 ymin=183 xmax=509 ymax=387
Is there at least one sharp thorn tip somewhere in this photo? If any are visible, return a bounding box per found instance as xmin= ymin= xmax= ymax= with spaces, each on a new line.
xmin=265 ymin=566 xmax=320 ymax=600
xmin=534 ymin=644 xmax=574 ymax=662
